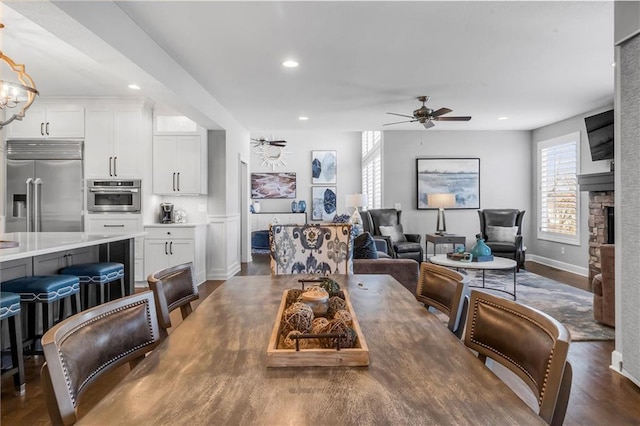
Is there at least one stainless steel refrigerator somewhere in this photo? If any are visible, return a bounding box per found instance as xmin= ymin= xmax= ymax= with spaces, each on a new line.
xmin=6 ymin=140 xmax=84 ymax=232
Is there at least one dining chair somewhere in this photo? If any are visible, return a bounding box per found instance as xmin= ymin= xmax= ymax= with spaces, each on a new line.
xmin=415 ymin=262 xmax=468 ymax=336
xmin=147 ymin=262 xmax=199 ymax=338
xmin=463 ymin=290 xmax=572 ymax=425
xmin=41 ymin=292 xmax=161 ymax=426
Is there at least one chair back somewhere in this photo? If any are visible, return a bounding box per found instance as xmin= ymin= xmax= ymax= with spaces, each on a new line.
xmin=41 ymin=292 xmax=161 ymax=425
xmin=270 ymin=223 xmax=353 ymax=275
xmin=362 ymin=208 xmax=401 ymax=236
xmin=478 ymin=209 xmax=525 ymax=241
xmin=147 ymin=262 xmax=199 ymax=337
xmin=464 ymin=290 xmax=571 ymax=424
xmin=415 ymin=263 xmax=468 ymax=334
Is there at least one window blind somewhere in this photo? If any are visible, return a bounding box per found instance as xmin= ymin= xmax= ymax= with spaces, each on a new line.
xmin=362 ymin=131 xmax=382 ymax=209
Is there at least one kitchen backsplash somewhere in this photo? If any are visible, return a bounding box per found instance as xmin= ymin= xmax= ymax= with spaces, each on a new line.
xmin=158 ymin=195 xmax=208 ymax=224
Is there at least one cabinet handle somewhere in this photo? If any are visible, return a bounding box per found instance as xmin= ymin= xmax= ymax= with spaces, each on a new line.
xmin=169 ymin=241 xmax=173 ymax=255
xmin=114 ymin=157 xmax=118 ymax=176
xmin=40 ymin=122 xmax=44 ymax=136
xmin=109 ymin=157 xmax=113 ymax=177
xmin=173 ymin=172 xmax=176 ymax=191
xmin=165 ymin=241 xmax=168 ymax=255
xmin=177 ymin=172 xmax=180 ymax=191
xmin=103 ymin=224 xmax=125 ymax=228
xmin=46 ymin=122 xmax=50 ymax=135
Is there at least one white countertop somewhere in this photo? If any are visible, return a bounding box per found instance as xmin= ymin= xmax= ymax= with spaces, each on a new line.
xmin=0 ymin=232 xmax=145 ymax=263
xmin=144 ymin=223 xmax=206 ymax=228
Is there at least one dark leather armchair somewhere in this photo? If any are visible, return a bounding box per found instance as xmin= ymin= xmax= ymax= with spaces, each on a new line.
xmin=477 ymin=209 xmax=526 ymax=271
xmin=361 ymin=208 xmax=423 ymax=263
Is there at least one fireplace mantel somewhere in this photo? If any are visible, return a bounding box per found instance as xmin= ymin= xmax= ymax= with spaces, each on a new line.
xmin=578 ymin=171 xmax=614 ymax=192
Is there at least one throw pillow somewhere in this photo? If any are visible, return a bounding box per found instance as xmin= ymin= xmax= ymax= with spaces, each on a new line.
xmin=379 ymin=224 xmax=408 ymax=244
xmin=353 ymin=232 xmax=379 ymax=259
xmin=486 ymin=225 xmax=518 ymax=242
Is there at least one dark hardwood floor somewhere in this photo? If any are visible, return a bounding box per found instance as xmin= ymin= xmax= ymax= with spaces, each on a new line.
xmin=2 ymin=257 xmax=639 ymax=425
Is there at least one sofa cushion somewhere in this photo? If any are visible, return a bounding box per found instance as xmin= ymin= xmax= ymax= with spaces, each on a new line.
xmin=379 ymin=224 xmax=407 ymax=244
xmin=486 ymin=225 xmax=518 ymax=242
xmin=485 ymin=241 xmax=516 ymax=252
xmin=353 ymin=232 xmax=379 ymax=260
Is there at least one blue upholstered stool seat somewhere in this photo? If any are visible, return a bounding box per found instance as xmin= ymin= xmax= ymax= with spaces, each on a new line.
xmin=2 ymin=275 xmax=80 ymax=302
xmin=0 ymin=291 xmax=25 ymax=395
xmin=60 ymin=262 xmax=125 ymax=308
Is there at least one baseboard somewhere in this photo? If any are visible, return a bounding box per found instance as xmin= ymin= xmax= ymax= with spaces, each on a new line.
xmin=610 ymin=350 xmax=640 ymax=387
xmin=207 ymin=262 xmax=241 ymax=280
xmin=527 ymin=254 xmax=589 ymax=277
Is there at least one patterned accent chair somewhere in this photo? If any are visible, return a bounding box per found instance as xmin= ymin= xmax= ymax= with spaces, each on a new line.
xmin=270 ymin=224 xmax=353 ymax=275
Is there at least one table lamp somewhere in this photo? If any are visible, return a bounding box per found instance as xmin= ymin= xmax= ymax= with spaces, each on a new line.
xmin=428 ymin=193 xmax=456 ymax=235
xmin=345 ymin=193 xmax=368 ymax=234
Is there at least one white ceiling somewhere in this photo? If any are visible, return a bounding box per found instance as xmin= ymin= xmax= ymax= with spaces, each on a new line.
xmin=2 ymin=1 xmax=614 ymax=132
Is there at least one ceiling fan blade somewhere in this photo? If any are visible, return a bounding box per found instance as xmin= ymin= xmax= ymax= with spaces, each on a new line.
xmin=387 ymin=112 xmax=415 ymax=119
xmin=434 ymin=116 xmax=472 ymax=121
xmin=383 ymin=119 xmax=417 ymax=126
xmin=431 ymin=107 xmax=452 ymax=118
xmin=422 ymin=120 xmax=435 ymax=129
xmin=270 ymin=143 xmax=286 ymax=147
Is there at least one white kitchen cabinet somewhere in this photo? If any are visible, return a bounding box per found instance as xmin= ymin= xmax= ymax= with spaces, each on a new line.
xmin=143 ymin=224 xmax=206 ymax=285
xmin=6 ymin=104 xmax=84 ymax=139
xmin=152 ymin=135 xmax=207 ymax=195
xmin=85 ymin=105 xmax=143 ymax=179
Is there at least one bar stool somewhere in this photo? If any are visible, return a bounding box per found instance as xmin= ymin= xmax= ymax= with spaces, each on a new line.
xmin=2 ymin=275 xmax=81 ymax=353
xmin=60 ymin=262 xmax=125 ymax=309
xmin=0 ymin=291 xmax=25 ymax=395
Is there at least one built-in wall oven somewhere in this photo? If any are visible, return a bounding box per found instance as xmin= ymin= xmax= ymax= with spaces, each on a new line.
xmin=87 ymin=179 xmax=141 ymax=213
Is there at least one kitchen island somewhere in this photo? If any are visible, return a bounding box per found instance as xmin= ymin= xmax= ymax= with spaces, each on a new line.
xmin=0 ymin=232 xmax=145 ymax=296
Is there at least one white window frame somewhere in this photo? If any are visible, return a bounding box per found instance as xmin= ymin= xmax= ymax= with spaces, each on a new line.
xmin=537 ymin=131 xmax=580 ymax=245
xmin=361 ymin=131 xmax=383 ymax=209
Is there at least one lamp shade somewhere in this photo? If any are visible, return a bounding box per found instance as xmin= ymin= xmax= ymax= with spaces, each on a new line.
xmin=345 ymin=193 xmax=368 ymax=208
xmin=427 ymin=193 xmax=455 ymax=209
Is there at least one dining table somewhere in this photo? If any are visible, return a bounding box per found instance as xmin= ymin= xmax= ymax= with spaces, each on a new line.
xmin=78 ymin=274 xmax=544 ymax=425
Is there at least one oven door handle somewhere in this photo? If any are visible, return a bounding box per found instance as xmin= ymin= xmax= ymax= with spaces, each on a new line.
xmin=89 ymin=188 xmax=139 ymax=193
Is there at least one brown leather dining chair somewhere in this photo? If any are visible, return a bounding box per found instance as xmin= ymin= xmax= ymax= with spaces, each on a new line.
xmin=415 ymin=262 xmax=468 ymax=337
xmin=41 ymin=292 xmax=161 ymax=426
xmin=147 ymin=262 xmax=199 ymax=338
xmin=463 ymin=290 xmax=572 ymax=425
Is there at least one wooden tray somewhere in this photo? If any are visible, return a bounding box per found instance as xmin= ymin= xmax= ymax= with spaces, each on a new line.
xmin=266 ymin=289 xmax=369 ymax=367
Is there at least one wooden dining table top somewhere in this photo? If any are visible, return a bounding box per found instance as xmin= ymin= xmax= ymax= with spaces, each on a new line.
xmin=78 ymin=274 xmax=544 ymax=425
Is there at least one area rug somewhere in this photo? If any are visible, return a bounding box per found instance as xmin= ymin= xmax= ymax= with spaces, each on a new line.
xmin=462 ymin=269 xmax=614 ymax=342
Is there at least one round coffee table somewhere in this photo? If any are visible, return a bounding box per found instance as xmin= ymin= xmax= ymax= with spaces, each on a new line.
xmin=429 ymin=254 xmax=518 ymax=300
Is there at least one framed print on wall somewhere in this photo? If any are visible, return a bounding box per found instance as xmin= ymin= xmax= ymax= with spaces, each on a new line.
xmin=311 ymin=150 xmax=337 ymax=184
xmin=312 ymin=186 xmax=337 ymax=221
xmin=251 ymin=172 xmax=297 ymax=199
xmin=416 ymin=158 xmax=480 ymax=209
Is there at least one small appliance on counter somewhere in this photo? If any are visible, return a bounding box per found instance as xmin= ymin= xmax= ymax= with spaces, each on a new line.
xmin=174 ymin=207 xmax=187 ymax=224
xmin=160 ymin=203 xmax=175 ymax=224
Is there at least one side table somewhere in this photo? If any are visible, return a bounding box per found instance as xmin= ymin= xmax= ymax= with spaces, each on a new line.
xmin=425 ymin=233 xmax=466 ymax=257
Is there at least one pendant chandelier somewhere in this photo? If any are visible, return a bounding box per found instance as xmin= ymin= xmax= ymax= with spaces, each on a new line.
xmin=0 ymin=23 xmax=39 ymax=129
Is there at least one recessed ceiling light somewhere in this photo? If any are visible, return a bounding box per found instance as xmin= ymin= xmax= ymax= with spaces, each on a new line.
xmin=298 ymin=116 xmax=309 ymax=121
xmin=128 ymin=84 xmax=141 ymax=90
xmin=498 ymin=116 xmax=508 ymax=120
xmin=282 ymin=60 xmax=299 ymax=68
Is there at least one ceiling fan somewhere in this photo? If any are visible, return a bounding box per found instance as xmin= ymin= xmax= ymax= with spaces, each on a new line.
xmin=384 ymin=96 xmax=472 ymax=129
xmin=251 ymin=137 xmax=287 ymax=147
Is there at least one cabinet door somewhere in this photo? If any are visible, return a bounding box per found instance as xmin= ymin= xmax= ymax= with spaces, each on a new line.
xmin=85 ymin=108 xmax=114 ymax=179
xmin=113 ymin=107 xmax=142 ymax=178
xmin=144 ymin=239 xmax=171 ymax=278
xmin=152 ymin=136 xmax=177 ymax=194
xmin=45 ymin=106 xmax=84 ymax=138
xmin=6 ymin=106 xmax=46 ymax=138
xmin=168 ymin=239 xmax=194 ymax=268
xmin=175 ymin=136 xmax=201 ymax=194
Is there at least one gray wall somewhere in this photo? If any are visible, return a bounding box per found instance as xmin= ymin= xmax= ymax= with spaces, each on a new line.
xmin=382 ymin=130 xmax=531 ymax=253
xmin=530 ymin=105 xmax=613 ymax=275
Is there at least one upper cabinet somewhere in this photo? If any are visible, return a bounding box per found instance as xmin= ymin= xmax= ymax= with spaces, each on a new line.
xmin=152 ymin=134 xmax=207 ymax=194
xmin=85 ymin=105 xmax=145 ymax=179
xmin=6 ymin=104 xmax=84 ymax=139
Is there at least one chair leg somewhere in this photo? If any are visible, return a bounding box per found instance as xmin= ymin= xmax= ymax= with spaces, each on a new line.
xmin=73 ymin=292 xmax=81 ymax=314
xmin=8 ymin=314 xmax=26 ymax=395
xmin=120 ymin=277 xmax=126 ymax=299
xmin=43 ymin=303 xmax=54 ymax=334
xmin=99 ymin=285 xmax=106 ymax=306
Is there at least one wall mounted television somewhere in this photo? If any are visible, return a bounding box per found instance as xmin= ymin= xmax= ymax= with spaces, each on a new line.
xmin=584 ymin=109 xmax=614 ymax=161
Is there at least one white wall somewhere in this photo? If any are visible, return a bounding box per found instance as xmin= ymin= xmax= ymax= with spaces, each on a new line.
xmin=530 ymin=105 xmax=613 ymax=275
xmin=383 ymin=130 xmax=531 ymax=253
xmin=249 ymin=131 xmax=362 ymax=221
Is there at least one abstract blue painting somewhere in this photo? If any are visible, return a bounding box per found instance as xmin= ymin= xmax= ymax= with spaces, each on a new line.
xmin=416 ymin=158 xmax=480 ymax=209
xmin=312 ymin=186 xmax=337 ymax=221
xmin=311 ymin=150 xmax=337 ymax=184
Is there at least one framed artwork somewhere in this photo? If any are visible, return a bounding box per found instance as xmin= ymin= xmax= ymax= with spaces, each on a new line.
xmin=311 ymin=150 xmax=337 ymax=184
xmin=312 ymin=186 xmax=337 ymax=221
xmin=416 ymin=158 xmax=480 ymax=209
xmin=251 ymin=172 xmax=296 ymax=199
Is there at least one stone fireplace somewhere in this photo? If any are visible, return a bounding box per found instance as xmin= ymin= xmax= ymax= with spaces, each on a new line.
xmin=588 ymin=190 xmax=614 ymax=286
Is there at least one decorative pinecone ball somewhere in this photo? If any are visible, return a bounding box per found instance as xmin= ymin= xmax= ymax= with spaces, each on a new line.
xmin=282 ymin=330 xmax=310 ymax=349
xmin=327 ymin=296 xmax=347 ymax=318
xmin=281 ymin=302 xmax=314 ymax=336
xmin=319 ymin=319 xmax=357 ymax=349
xmin=286 ymin=289 xmax=304 ymax=307
xmin=312 ymin=317 xmax=330 ymax=334
xmin=333 ymin=309 xmax=353 ymax=326
xmin=318 ymin=277 xmax=341 ymax=294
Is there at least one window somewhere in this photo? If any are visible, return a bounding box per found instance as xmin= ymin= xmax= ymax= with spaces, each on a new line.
xmin=362 ymin=131 xmax=382 ymax=209
xmin=537 ymin=132 xmax=580 ymax=245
